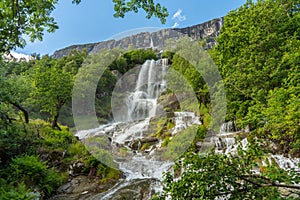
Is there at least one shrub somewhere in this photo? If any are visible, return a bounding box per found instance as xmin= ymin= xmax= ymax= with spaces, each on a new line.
xmin=163 ymin=125 xmax=199 ymax=160
xmin=0 ymin=179 xmax=34 ymax=200
xmin=5 ymin=155 xmax=66 ymax=198
xmin=68 ymin=142 xmax=87 ymax=158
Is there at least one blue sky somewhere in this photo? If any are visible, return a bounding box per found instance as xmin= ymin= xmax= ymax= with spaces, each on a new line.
xmin=17 ymin=0 xmax=246 ymax=55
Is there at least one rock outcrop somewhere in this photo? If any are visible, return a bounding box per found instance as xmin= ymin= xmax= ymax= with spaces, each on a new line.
xmin=52 ymin=18 xmax=223 ymax=59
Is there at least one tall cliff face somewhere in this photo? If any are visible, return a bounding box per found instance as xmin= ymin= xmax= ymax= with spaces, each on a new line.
xmin=52 ymin=18 xmax=223 ymax=59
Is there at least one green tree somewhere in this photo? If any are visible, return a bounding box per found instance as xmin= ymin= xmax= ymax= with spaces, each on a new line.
xmin=0 ymin=64 xmax=31 ymax=123
xmin=111 ymin=0 xmax=168 ymax=23
xmin=31 ymin=56 xmax=75 ymax=130
xmin=155 ymin=145 xmax=300 ymax=199
xmin=5 ymin=74 xmax=31 ymax=123
xmin=0 ymin=0 xmax=168 ymax=53
xmin=156 ymin=1 xmax=300 ymax=198
xmin=210 ymin=0 xmax=300 ymax=152
xmin=0 ymin=0 xmax=59 ymax=53
xmin=72 ymin=48 xmax=120 ymax=129
xmin=110 ymin=48 xmax=157 ymax=73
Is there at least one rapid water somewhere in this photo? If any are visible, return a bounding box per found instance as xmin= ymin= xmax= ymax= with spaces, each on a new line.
xmin=210 ymin=122 xmax=299 ymax=172
xmin=75 ymin=69 xmax=300 ymax=199
xmin=76 ymin=59 xmax=203 ymax=199
xmin=126 ymin=59 xmax=163 ymax=121
xmin=76 ymin=58 xmax=299 ymax=199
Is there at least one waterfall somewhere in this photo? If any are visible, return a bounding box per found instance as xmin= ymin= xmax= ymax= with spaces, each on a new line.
xmin=216 ymin=17 xmax=224 ymax=36
xmin=150 ymin=36 xmax=154 ymax=49
xmin=75 ymin=59 xmax=204 ymax=199
xmin=219 ymin=121 xmax=235 ymax=134
xmin=172 ymin=112 xmax=201 ymax=135
xmin=127 ymin=59 xmax=164 ymax=121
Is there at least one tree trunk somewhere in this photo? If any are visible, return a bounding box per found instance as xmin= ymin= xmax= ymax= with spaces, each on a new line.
xmin=10 ymin=102 xmax=29 ymax=123
xmin=52 ymin=103 xmax=63 ymax=131
xmin=52 ymin=113 xmax=61 ymax=131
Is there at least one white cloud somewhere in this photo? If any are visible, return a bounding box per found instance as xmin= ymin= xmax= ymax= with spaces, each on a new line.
xmin=172 ymin=9 xmax=186 ymax=22
xmin=171 ymin=22 xmax=179 ymax=28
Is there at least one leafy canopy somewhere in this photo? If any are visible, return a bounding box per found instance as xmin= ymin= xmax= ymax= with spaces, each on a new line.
xmin=211 ymin=0 xmax=300 ymax=154
xmin=0 ymin=0 xmax=168 ymax=53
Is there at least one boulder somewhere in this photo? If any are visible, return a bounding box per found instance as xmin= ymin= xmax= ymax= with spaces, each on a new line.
xmin=88 ymin=179 xmax=158 ymax=200
xmin=157 ymin=93 xmax=180 ymax=115
xmin=128 ymin=137 xmax=158 ymax=150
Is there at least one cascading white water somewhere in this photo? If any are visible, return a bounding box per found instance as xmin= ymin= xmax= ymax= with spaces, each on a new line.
xmin=219 ymin=121 xmax=235 ymax=134
xmin=150 ymin=36 xmax=154 ymax=49
xmin=126 ymin=59 xmax=164 ymax=121
xmin=75 ymin=58 xmax=208 ymax=199
xmin=75 ymin=56 xmax=299 ymax=199
xmin=210 ymin=121 xmax=238 ymax=154
xmin=172 ymin=112 xmax=202 ymax=135
xmin=212 ymin=122 xmax=299 ymax=173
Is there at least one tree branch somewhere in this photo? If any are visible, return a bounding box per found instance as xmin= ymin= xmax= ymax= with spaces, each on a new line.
xmin=241 ymin=174 xmax=300 ymax=190
xmin=226 ymin=81 xmax=256 ymax=101
xmin=9 ymin=101 xmax=29 ymax=123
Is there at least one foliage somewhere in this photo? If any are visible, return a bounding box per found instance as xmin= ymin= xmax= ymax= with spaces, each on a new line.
xmin=1 ymin=155 xmax=66 ymax=198
xmin=0 ymin=179 xmax=34 ymax=200
xmin=210 ymin=0 xmax=300 ymax=154
xmin=38 ymin=124 xmax=74 ymax=149
xmin=156 ymin=1 xmax=300 ymax=199
xmin=1 ymin=0 xmax=299 ymax=198
xmin=163 ymin=125 xmax=198 ymax=160
xmin=26 ymin=50 xmax=86 ymax=128
xmin=155 ymin=142 xmax=300 ymax=199
xmin=109 ymin=48 xmax=158 ymax=74
xmin=0 ymin=117 xmax=119 ymax=198
xmin=0 ymin=121 xmax=38 ymax=163
xmin=193 ymin=125 xmax=207 ymax=144
xmin=31 ymin=56 xmax=75 ymax=129
xmin=0 ymin=64 xmax=32 ymax=123
xmin=258 ymin=86 xmax=300 ymax=155
xmin=82 ymin=154 xmax=120 ymax=182
xmin=164 ymin=37 xmax=226 ymax=131
xmin=0 ymin=0 xmax=59 ymax=53
xmin=68 ymin=142 xmax=87 ymax=158
xmin=72 ymin=0 xmax=168 ymax=23
xmin=0 ymin=0 xmax=168 ymax=53
xmin=111 ymin=0 xmax=168 ymax=23
xmin=161 ymin=51 xmax=174 ymax=61
xmin=3 ymin=60 xmax=34 ymax=75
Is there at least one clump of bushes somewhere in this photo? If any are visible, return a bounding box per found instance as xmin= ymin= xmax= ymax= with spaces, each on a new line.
xmin=0 ymin=155 xmax=66 ymax=198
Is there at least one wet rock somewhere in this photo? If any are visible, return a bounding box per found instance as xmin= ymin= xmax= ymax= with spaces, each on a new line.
xmin=278 ymin=188 xmax=300 ymax=199
xmin=57 ymin=182 xmax=75 ymax=194
xmin=158 ymin=93 xmax=180 ymax=114
xmin=50 ymin=176 xmax=119 ymax=200
xmin=128 ymin=137 xmax=158 ymax=150
xmin=69 ymin=161 xmax=85 ymax=177
xmin=196 ymin=141 xmax=215 ymax=152
xmin=88 ymin=178 xmax=158 ymax=200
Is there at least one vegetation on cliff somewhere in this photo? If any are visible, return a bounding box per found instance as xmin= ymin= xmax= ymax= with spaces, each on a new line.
xmin=155 ymin=0 xmax=300 ymax=199
xmin=0 ymin=0 xmax=299 ymax=199
xmin=0 ymin=48 xmax=158 ymax=198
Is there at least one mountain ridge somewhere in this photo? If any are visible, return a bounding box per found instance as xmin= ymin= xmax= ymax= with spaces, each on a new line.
xmin=52 ymin=17 xmax=223 ymax=59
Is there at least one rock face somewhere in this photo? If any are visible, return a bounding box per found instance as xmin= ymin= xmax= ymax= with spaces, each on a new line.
xmin=49 ymin=175 xmax=119 ymax=200
xmin=52 ymin=18 xmax=223 ymax=58
xmin=88 ymin=179 xmax=158 ymax=200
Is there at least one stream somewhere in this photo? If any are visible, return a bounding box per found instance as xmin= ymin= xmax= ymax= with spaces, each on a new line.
xmin=74 ymin=59 xmax=299 ymax=199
